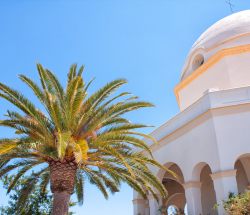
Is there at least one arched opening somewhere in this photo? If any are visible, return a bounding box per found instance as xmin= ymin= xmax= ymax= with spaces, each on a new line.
xmin=192 ymin=162 xmax=217 ymax=215
xmin=235 ymin=154 xmax=250 ymax=193
xmin=166 ymin=193 xmax=186 ymax=214
xmin=167 ymin=205 xmax=180 ymax=215
xmin=161 ymin=163 xmax=187 ymax=215
xmin=184 ymin=204 xmax=188 ymax=215
xmin=200 ymin=164 xmax=217 ymax=215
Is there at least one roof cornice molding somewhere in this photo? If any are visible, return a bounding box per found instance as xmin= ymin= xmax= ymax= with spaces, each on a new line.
xmin=147 ymin=86 xmax=250 ymax=152
xmin=181 ymin=32 xmax=250 ymax=79
xmin=175 ymin=44 xmax=250 ymax=106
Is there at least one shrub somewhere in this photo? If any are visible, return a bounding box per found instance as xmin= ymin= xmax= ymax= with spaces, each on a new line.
xmin=223 ymin=191 xmax=250 ymax=215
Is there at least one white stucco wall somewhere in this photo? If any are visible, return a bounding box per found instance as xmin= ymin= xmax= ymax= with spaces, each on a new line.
xmin=178 ymin=52 xmax=250 ymax=110
xmin=133 ymin=10 xmax=250 ymax=215
xmin=148 ymin=87 xmax=250 ymax=180
xmin=134 ymin=87 xmax=250 ymax=214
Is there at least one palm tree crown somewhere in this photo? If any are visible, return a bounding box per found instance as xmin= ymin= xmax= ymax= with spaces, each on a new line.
xmin=0 ymin=64 xmax=167 ymax=214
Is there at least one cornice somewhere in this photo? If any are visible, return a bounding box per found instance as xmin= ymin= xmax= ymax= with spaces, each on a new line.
xmin=147 ymin=86 xmax=250 ymax=152
xmin=175 ymin=44 xmax=250 ymax=106
xmin=181 ymin=32 xmax=250 ymax=80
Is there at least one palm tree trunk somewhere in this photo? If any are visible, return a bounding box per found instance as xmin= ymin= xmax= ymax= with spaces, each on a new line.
xmin=52 ymin=191 xmax=71 ymax=215
xmin=49 ymin=158 xmax=77 ymax=215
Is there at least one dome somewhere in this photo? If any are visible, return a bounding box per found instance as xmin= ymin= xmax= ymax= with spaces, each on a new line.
xmin=181 ymin=10 xmax=250 ymax=80
xmin=193 ymin=10 xmax=250 ymax=49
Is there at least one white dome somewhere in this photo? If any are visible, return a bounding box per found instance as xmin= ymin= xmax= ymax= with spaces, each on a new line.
xmin=193 ymin=10 xmax=250 ymax=49
xmin=181 ymin=10 xmax=250 ymax=79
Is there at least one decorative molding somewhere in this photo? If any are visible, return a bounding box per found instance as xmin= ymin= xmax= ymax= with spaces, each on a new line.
xmin=175 ymin=44 xmax=250 ymax=106
xmin=181 ymin=32 xmax=250 ymax=79
xmin=210 ymin=169 xmax=237 ymax=180
xmin=149 ymin=101 xmax=250 ymax=152
xmin=132 ymin=199 xmax=146 ymax=205
xmin=182 ymin=181 xmax=202 ymax=189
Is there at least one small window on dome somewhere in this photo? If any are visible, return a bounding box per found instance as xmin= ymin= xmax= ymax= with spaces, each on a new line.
xmin=192 ymin=54 xmax=204 ymax=71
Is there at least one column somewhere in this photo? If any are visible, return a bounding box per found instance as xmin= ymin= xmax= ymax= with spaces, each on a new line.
xmin=133 ymin=198 xmax=146 ymax=215
xmin=148 ymin=194 xmax=161 ymax=215
xmin=210 ymin=169 xmax=238 ymax=214
xmin=183 ymin=181 xmax=203 ymax=215
xmin=145 ymin=201 xmax=150 ymax=215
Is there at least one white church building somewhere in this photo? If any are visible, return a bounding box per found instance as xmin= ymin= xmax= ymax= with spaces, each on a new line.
xmin=133 ymin=10 xmax=250 ymax=215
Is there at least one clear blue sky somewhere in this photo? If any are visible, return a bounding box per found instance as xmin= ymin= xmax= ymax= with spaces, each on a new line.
xmin=0 ymin=1 xmax=250 ymax=214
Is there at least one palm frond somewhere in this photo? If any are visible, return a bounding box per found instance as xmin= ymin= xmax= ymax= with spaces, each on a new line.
xmin=0 ymin=138 xmax=18 ymax=155
xmin=0 ymin=64 xmax=170 ymax=206
xmin=7 ymin=160 xmax=45 ymax=193
xmin=16 ymin=167 xmax=49 ymax=211
xmin=75 ymin=170 xmax=84 ymax=205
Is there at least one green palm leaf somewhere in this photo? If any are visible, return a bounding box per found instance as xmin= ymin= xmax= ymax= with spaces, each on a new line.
xmin=0 ymin=64 xmax=170 ymax=214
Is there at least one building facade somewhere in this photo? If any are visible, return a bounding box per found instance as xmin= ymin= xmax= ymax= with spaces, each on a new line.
xmin=133 ymin=10 xmax=250 ymax=215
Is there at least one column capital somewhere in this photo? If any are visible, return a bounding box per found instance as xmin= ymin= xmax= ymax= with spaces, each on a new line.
xmin=183 ymin=181 xmax=201 ymax=189
xmin=210 ymin=169 xmax=237 ymax=180
xmin=132 ymin=198 xmax=146 ymax=205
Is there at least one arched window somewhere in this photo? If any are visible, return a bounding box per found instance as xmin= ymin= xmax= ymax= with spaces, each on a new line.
xmin=192 ymin=54 xmax=204 ymax=71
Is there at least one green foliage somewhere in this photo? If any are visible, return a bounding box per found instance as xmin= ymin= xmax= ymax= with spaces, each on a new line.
xmin=223 ymin=192 xmax=250 ymax=215
xmin=0 ymin=64 xmax=168 ymax=204
xmin=0 ymin=175 xmax=76 ymax=215
xmin=0 ymin=175 xmax=52 ymax=215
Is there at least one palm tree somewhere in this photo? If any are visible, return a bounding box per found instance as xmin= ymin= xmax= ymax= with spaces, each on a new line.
xmin=0 ymin=64 xmax=167 ymax=215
